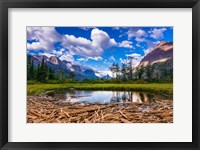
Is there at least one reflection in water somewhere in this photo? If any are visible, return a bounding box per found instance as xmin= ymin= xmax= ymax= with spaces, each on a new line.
xmin=48 ymin=90 xmax=168 ymax=104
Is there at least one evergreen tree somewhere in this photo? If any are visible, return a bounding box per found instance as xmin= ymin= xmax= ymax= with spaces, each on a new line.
xmin=137 ymin=67 xmax=144 ymax=79
xmin=29 ymin=60 xmax=35 ymax=80
xmin=115 ymin=63 xmax=120 ymax=79
xmin=38 ymin=57 xmax=47 ymax=82
xmin=121 ymin=63 xmax=127 ymax=81
xmin=48 ymin=67 xmax=56 ymax=80
xmin=36 ymin=64 xmax=40 ymax=81
xmin=60 ymin=70 xmax=65 ymax=80
xmin=145 ymin=65 xmax=154 ymax=79
xmin=109 ymin=63 xmax=117 ymax=78
xmin=27 ymin=57 xmax=31 ymax=80
xmin=69 ymin=71 xmax=75 ymax=80
xmin=127 ymin=57 xmax=133 ymax=80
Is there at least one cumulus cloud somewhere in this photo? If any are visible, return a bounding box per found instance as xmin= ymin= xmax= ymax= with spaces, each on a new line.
xmin=52 ymin=48 xmax=65 ymax=56
xmin=95 ymin=70 xmax=112 ymax=77
xmin=127 ymin=28 xmax=147 ymax=39
xmin=135 ymin=37 xmax=145 ymax=42
xmin=91 ymin=28 xmax=117 ymax=49
xmin=27 ymin=27 xmax=117 ymax=60
xmin=149 ymin=28 xmax=167 ymax=39
xmin=118 ymin=40 xmax=133 ymax=48
xmin=27 ymin=27 xmax=62 ymax=51
xmin=62 ymin=28 xmax=117 ymax=57
xmin=59 ymin=52 xmax=74 ymax=62
xmin=121 ymin=53 xmax=143 ymax=67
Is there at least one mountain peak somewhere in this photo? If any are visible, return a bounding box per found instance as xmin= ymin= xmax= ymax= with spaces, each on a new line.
xmin=49 ymin=56 xmax=60 ymax=65
xmin=138 ymin=41 xmax=173 ymax=67
xmin=157 ymin=40 xmax=166 ymax=47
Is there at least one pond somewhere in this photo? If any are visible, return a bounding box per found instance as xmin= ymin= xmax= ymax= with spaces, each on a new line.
xmin=47 ymin=90 xmax=172 ymax=104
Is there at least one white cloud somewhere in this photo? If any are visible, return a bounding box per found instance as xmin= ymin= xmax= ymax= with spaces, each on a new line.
xmin=52 ymin=48 xmax=65 ymax=56
xmin=135 ymin=37 xmax=145 ymax=42
xmin=143 ymin=40 xmax=160 ymax=55
xmin=118 ymin=40 xmax=133 ymax=48
xmin=121 ymin=53 xmax=143 ymax=67
xmin=27 ymin=42 xmax=43 ymax=50
xmin=149 ymin=28 xmax=167 ymax=39
xmin=59 ymin=53 xmax=74 ymax=62
xmin=77 ymin=58 xmax=87 ymax=61
xmin=136 ymin=44 xmax=141 ymax=47
xmin=109 ymin=56 xmax=116 ymax=61
xmin=95 ymin=70 xmax=112 ymax=77
xmin=27 ymin=27 xmax=62 ymax=51
xmin=126 ymin=53 xmax=142 ymax=58
xmin=143 ymin=48 xmax=153 ymax=56
xmin=77 ymin=56 xmax=103 ymax=62
xmin=88 ymin=56 xmax=103 ymax=61
xmin=62 ymin=28 xmax=117 ymax=57
xmin=91 ymin=28 xmax=117 ymax=49
xmin=38 ymin=52 xmax=55 ymax=58
xmin=127 ymin=28 xmax=147 ymax=39
xmin=103 ymin=60 xmax=112 ymax=66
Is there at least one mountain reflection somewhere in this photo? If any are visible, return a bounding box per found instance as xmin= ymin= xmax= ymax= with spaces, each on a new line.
xmin=61 ymin=91 xmax=156 ymax=104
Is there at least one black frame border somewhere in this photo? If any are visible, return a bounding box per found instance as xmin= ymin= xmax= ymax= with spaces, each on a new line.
xmin=0 ymin=0 xmax=199 ymax=150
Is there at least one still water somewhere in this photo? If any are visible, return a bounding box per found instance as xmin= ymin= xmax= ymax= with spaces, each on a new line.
xmin=47 ymin=90 xmax=171 ymax=104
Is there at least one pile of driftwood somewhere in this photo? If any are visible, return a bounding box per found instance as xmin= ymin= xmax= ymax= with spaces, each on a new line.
xmin=27 ymin=96 xmax=173 ymax=123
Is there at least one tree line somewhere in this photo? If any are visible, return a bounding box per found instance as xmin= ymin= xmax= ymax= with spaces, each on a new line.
xmin=109 ymin=57 xmax=173 ymax=82
xmin=27 ymin=57 xmax=75 ymax=83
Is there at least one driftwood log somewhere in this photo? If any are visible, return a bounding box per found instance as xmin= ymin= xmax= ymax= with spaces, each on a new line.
xmin=27 ymin=96 xmax=173 ymax=123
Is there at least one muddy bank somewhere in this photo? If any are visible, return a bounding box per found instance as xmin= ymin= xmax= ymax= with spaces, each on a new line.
xmin=27 ymin=96 xmax=173 ymax=123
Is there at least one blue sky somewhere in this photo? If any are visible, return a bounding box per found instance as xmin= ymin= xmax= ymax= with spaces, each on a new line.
xmin=27 ymin=27 xmax=173 ymax=76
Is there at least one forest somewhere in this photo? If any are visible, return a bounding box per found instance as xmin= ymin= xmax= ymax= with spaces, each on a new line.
xmin=27 ymin=56 xmax=173 ymax=84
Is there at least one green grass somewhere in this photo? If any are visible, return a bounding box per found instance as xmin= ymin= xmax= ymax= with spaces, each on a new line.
xmin=27 ymin=83 xmax=173 ymax=96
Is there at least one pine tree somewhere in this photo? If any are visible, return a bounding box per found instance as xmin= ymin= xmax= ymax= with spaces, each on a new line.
xmin=27 ymin=57 xmax=31 ymax=80
xmin=145 ymin=65 xmax=154 ymax=79
xmin=38 ymin=57 xmax=47 ymax=82
xmin=127 ymin=57 xmax=133 ymax=80
xmin=60 ymin=70 xmax=65 ymax=80
xmin=36 ymin=64 xmax=40 ymax=81
xmin=121 ymin=63 xmax=127 ymax=81
xmin=29 ymin=60 xmax=35 ymax=80
xmin=69 ymin=71 xmax=75 ymax=80
xmin=137 ymin=67 xmax=144 ymax=79
xmin=115 ymin=63 xmax=120 ymax=79
xmin=48 ymin=67 xmax=55 ymax=80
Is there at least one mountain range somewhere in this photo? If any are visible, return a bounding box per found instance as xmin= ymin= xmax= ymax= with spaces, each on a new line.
xmin=27 ymin=55 xmax=104 ymax=80
xmin=27 ymin=41 xmax=173 ymax=80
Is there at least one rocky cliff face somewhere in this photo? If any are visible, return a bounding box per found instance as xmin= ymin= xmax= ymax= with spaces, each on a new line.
xmin=134 ymin=41 xmax=173 ymax=80
xmin=138 ymin=41 xmax=173 ymax=67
